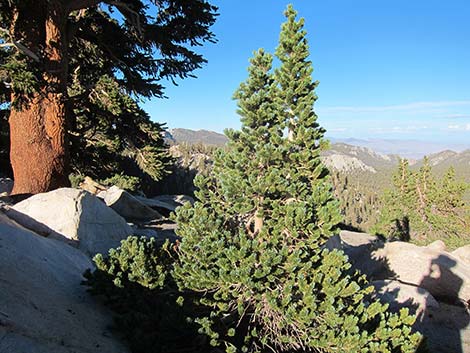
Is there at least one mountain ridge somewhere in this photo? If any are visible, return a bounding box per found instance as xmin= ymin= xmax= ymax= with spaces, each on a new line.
xmin=166 ymin=128 xmax=470 ymax=180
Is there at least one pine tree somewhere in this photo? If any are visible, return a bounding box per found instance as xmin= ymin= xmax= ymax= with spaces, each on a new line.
xmin=0 ymin=0 xmax=217 ymax=193
xmin=173 ymin=5 xmax=421 ymax=353
xmin=429 ymin=166 xmax=469 ymax=240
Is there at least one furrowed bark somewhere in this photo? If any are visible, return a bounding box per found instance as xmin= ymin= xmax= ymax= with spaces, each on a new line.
xmin=9 ymin=0 xmax=70 ymax=194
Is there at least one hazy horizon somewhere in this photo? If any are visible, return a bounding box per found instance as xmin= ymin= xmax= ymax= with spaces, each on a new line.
xmin=168 ymin=126 xmax=470 ymax=159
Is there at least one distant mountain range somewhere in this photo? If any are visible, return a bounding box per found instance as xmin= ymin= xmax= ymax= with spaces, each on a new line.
xmin=167 ymin=128 xmax=228 ymax=146
xmin=167 ymin=128 xmax=470 ymax=181
xmin=329 ymin=137 xmax=470 ymax=160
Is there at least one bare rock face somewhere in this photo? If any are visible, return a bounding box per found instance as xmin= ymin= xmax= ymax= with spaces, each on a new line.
xmin=328 ymin=232 xmax=470 ymax=302
xmin=371 ymin=280 xmax=439 ymax=315
xmin=452 ymin=245 xmax=470 ymax=267
xmin=0 ymin=222 xmax=128 ymax=353
xmin=373 ymin=241 xmax=470 ymax=302
xmin=327 ymin=231 xmax=470 ymax=352
xmin=322 ymin=154 xmax=376 ymax=173
xmin=102 ymin=186 xmax=162 ymax=222
xmin=11 ymin=188 xmax=133 ymax=256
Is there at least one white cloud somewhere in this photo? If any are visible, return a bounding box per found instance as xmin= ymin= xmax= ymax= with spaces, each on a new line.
xmin=369 ymin=125 xmax=429 ymax=134
xmin=439 ymin=113 xmax=470 ymax=119
xmin=319 ymin=100 xmax=470 ymax=115
xmin=447 ymin=124 xmax=470 ymax=131
xmin=328 ymin=127 xmax=348 ymax=132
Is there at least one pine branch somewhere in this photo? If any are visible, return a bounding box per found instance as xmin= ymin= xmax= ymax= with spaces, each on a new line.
xmin=108 ymin=1 xmax=144 ymax=40
xmin=66 ymin=0 xmax=102 ymax=13
xmin=0 ymin=27 xmax=40 ymax=62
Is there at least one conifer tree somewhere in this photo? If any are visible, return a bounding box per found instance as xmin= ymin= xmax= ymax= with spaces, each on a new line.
xmin=0 ymin=0 xmax=217 ymax=193
xmin=173 ymin=5 xmax=421 ymax=353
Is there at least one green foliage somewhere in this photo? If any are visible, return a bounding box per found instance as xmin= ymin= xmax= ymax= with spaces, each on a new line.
xmin=373 ymin=158 xmax=470 ymax=248
xmin=100 ymin=173 xmax=141 ymax=193
xmin=84 ymin=236 xmax=209 ymax=353
xmin=173 ymin=6 xmax=422 ymax=353
xmin=153 ymin=142 xmax=220 ymax=196
xmin=68 ymin=173 xmax=85 ymax=188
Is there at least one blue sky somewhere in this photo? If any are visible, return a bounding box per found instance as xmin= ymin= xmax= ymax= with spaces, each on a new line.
xmin=143 ymin=0 xmax=470 ymax=146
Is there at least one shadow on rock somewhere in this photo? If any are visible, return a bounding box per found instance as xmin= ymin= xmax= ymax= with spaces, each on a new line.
xmin=416 ymin=255 xmax=470 ymax=353
xmin=328 ymin=231 xmax=470 ymax=353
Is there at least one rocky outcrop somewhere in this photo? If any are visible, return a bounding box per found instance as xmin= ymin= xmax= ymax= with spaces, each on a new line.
xmin=322 ymin=154 xmax=377 ymax=173
xmin=426 ymin=239 xmax=447 ymax=252
xmin=0 ymin=220 xmax=128 ymax=353
xmin=102 ymin=186 xmax=163 ymax=222
xmin=328 ymin=231 xmax=470 ymax=303
xmin=11 ymin=188 xmax=132 ymax=256
xmin=328 ymin=230 xmax=470 ymax=353
xmin=373 ymin=241 xmax=470 ymax=302
xmin=416 ymin=303 xmax=470 ymax=353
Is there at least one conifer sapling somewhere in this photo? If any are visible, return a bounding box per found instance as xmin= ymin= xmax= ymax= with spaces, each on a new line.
xmin=173 ymin=5 xmax=422 ymax=353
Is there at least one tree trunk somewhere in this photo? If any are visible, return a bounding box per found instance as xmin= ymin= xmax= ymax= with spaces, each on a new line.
xmin=9 ymin=1 xmax=70 ymax=194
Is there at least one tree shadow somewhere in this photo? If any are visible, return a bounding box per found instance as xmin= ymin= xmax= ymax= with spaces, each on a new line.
xmin=326 ymin=232 xmax=392 ymax=280
xmin=0 ymin=207 xmax=78 ymax=247
xmin=393 ymin=216 xmax=410 ymax=242
xmin=83 ymin=266 xmax=214 ymax=353
xmin=337 ymin=222 xmax=364 ymax=233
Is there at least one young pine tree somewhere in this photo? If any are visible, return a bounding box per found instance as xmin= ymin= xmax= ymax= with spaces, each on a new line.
xmin=173 ymin=5 xmax=421 ymax=353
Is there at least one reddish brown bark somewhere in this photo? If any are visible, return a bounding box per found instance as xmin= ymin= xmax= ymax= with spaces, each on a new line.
xmin=9 ymin=1 xmax=70 ymax=194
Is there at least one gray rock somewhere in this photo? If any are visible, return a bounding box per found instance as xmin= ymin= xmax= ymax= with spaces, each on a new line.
xmin=416 ymin=302 xmax=470 ymax=353
xmin=452 ymin=245 xmax=470 ymax=267
xmin=0 ymin=223 xmax=128 ymax=353
xmin=134 ymin=196 xmax=179 ymax=212
xmin=325 ymin=230 xmax=387 ymax=278
xmin=372 ymin=280 xmax=439 ymax=315
xmin=373 ymin=241 xmax=470 ymax=302
xmin=135 ymin=194 xmax=194 ymax=212
xmin=155 ymin=194 xmax=195 ymax=206
xmin=3 ymin=206 xmax=59 ymax=238
xmin=12 ymin=188 xmax=132 ymax=256
xmin=0 ymin=178 xmax=13 ymax=195
xmin=103 ymin=186 xmax=162 ymax=221
xmin=326 ymin=230 xmax=383 ymax=249
xmin=0 ymin=210 xmax=27 ymax=229
xmin=427 ymin=240 xmax=447 ymax=252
